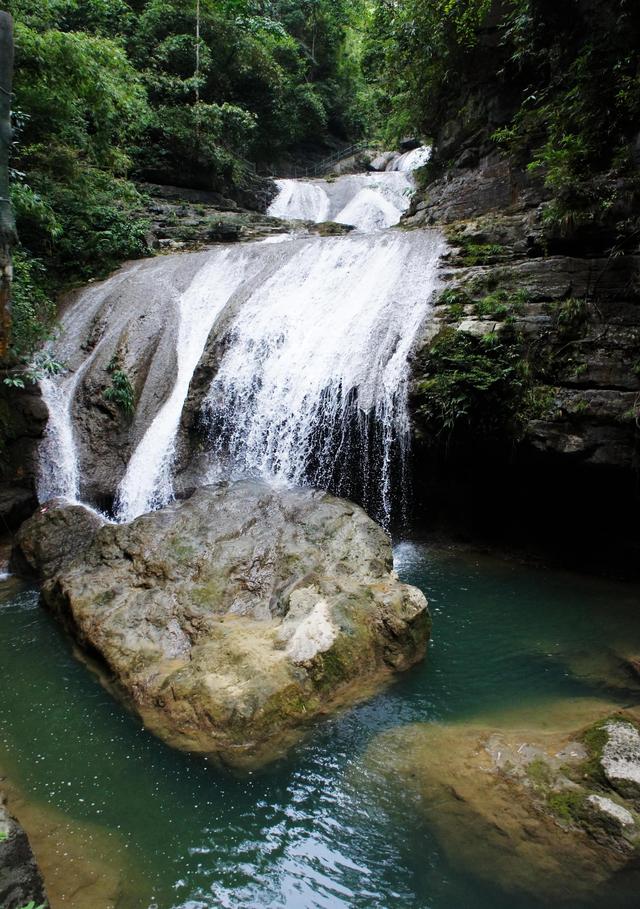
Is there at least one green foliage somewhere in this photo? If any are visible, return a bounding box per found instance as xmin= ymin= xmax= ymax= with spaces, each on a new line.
xmin=362 ymin=0 xmax=493 ymax=143
xmin=460 ymin=243 xmax=506 ymax=267
xmin=126 ymin=0 xmax=372 ymax=170
xmin=545 ymin=298 xmax=590 ymax=341
xmin=3 ymin=349 xmax=64 ymax=389
xmin=445 ymin=301 xmax=466 ymax=322
xmin=14 ymin=156 xmax=150 ymax=281
xmin=495 ymin=1 xmax=640 ymax=229
xmin=3 ymin=6 xmax=154 ymax=365
xmin=369 ymin=0 xmax=640 ymax=233
xmin=4 ymin=0 xmax=377 ymax=365
xmin=438 ymin=288 xmax=471 ymax=308
xmin=526 ymin=756 xmax=552 ymax=787
xmin=9 ymin=248 xmax=57 ymax=358
xmin=445 ymin=227 xmax=507 ymax=266
xmin=415 ymin=326 xmax=531 ymax=440
xmin=523 ymin=384 xmax=555 ymax=420
xmin=474 ymin=289 xmax=528 ymax=321
xmin=439 ymin=285 xmax=529 ymax=324
xmin=104 ymin=357 xmax=135 ymax=414
xmin=132 ymin=101 xmax=256 ymax=190
xmin=12 ymin=20 xmax=147 ymax=170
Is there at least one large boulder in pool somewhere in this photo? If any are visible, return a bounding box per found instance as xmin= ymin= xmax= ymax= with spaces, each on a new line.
xmin=41 ymin=480 xmax=429 ymax=768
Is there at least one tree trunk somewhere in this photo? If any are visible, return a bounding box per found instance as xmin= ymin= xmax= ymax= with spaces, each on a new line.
xmin=0 ymin=11 xmax=16 ymax=359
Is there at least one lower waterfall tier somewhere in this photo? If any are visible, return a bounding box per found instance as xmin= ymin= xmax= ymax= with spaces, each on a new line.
xmin=38 ymin=229 xmax=444 ymax=526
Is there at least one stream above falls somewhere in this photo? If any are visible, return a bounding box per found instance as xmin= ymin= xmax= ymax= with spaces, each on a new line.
xmin=2 ymin=545 xmax=640 ymax=908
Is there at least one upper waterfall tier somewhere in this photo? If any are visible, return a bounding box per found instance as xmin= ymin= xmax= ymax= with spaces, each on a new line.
xmin=267 ymin=146 xmax=431 ymax=230
xmin=268 ymin=172 xmax=412 ymax=230
xmin=384 ymin=146 xmax=432 ymax=172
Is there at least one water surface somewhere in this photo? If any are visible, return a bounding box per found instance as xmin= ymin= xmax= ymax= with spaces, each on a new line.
xmin=1 ymin=545 xmax=639 ymax=908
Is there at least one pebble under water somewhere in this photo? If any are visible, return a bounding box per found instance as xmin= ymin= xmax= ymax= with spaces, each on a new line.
xmin=1 ymin=544 xmax=640 ymax=908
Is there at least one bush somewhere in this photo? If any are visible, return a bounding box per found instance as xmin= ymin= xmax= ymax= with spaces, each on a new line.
xmin=131 ymin=102 xmax=256 ymax=190
xmin=104 ymin=358 xmax=135 ymax=414
xmin=9 ymin=248 xmax=56 ymax=358
xmin=415 ymin=327 xmax=531 ymax=440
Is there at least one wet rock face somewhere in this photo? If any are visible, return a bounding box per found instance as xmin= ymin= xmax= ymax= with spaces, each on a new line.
xmin=408 ymin=205 xmax=640 ymax=476
xmin=0 ymin=794 xmax=47 ymax=909
xmin=404 ymin=163 xmax=640 ymax=570
xmin=13 ymin=498 xmax=104 ymax=580
xmin=0 ymin=384 xmax=49 ymax=528
xmin=40 ymin=480 xmax=429 ymax=768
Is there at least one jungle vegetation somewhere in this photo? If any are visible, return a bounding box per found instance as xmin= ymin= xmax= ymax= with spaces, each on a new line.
xmin=3 ymin=0 xmax=639 ymax=363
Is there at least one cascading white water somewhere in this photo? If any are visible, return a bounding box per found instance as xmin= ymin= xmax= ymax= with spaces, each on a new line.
xmin=267 ymin=146 xmax=431 ymax=229
xmin=38 ymin=374 xmax=83 ymax=503
xmin=201 ymin=231 xmax=444 ymax=525
xmin=385 ymin=146 xmax=432 ymax=172
xmin=267 ymin=180 xmax=331 ymax=222
xmin=37 ymin=148 xmax=443 ymax=528
xmin=36 ymin=269 xmax=142 ymax=504
xmin=115 ymin=249 xmax=261 ymax=522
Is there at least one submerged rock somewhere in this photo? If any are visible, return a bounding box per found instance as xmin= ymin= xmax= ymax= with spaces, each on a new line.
xmin=0 ymin=792 xmax=48 ymax=909
xmin=366 ymin=705 xmax=640 ymax=904
xmin=41 ymin=480 xmax=429 ymax=768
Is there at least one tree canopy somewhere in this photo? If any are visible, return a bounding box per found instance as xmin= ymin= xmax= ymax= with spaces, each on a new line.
xmin=4 ymin=0 xmax=376 ymax=359
xmin=3 ymin=0 xmax=639 ymax=363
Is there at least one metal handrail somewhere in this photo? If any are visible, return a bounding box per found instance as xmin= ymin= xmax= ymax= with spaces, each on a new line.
xmin=265 ymin=140 xmax=371 ymax=180
xmin=305 ymin=140 xmax=370 ymax=177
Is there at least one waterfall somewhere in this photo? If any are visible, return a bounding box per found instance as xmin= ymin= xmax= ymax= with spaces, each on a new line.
xmin=385 ymin=146 xmax=432 ymax=172
xmin=201 ymin=231 xmax=444 ymax=525
xmin=37 ymin=153 xmax=443 ymax=528
xmin=268 ymin=180 xmax=331 ymax=222
xmin=36 ymin=270 xmax=141 ymax=505
xmin=115 ymin=249 xmax=258 ymax=522
xmin=268 ymin=171 xmax=417 ymax=230
xmin=38 ymin=373 xmax=84 ymax=503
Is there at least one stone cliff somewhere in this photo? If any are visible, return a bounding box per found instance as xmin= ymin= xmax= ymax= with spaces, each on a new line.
xmin=402 ymin=0 xmax=639 ymax=572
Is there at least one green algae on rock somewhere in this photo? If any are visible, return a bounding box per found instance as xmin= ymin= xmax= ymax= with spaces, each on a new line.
xmin=29 ymin=480 xmax=429 ymax=769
